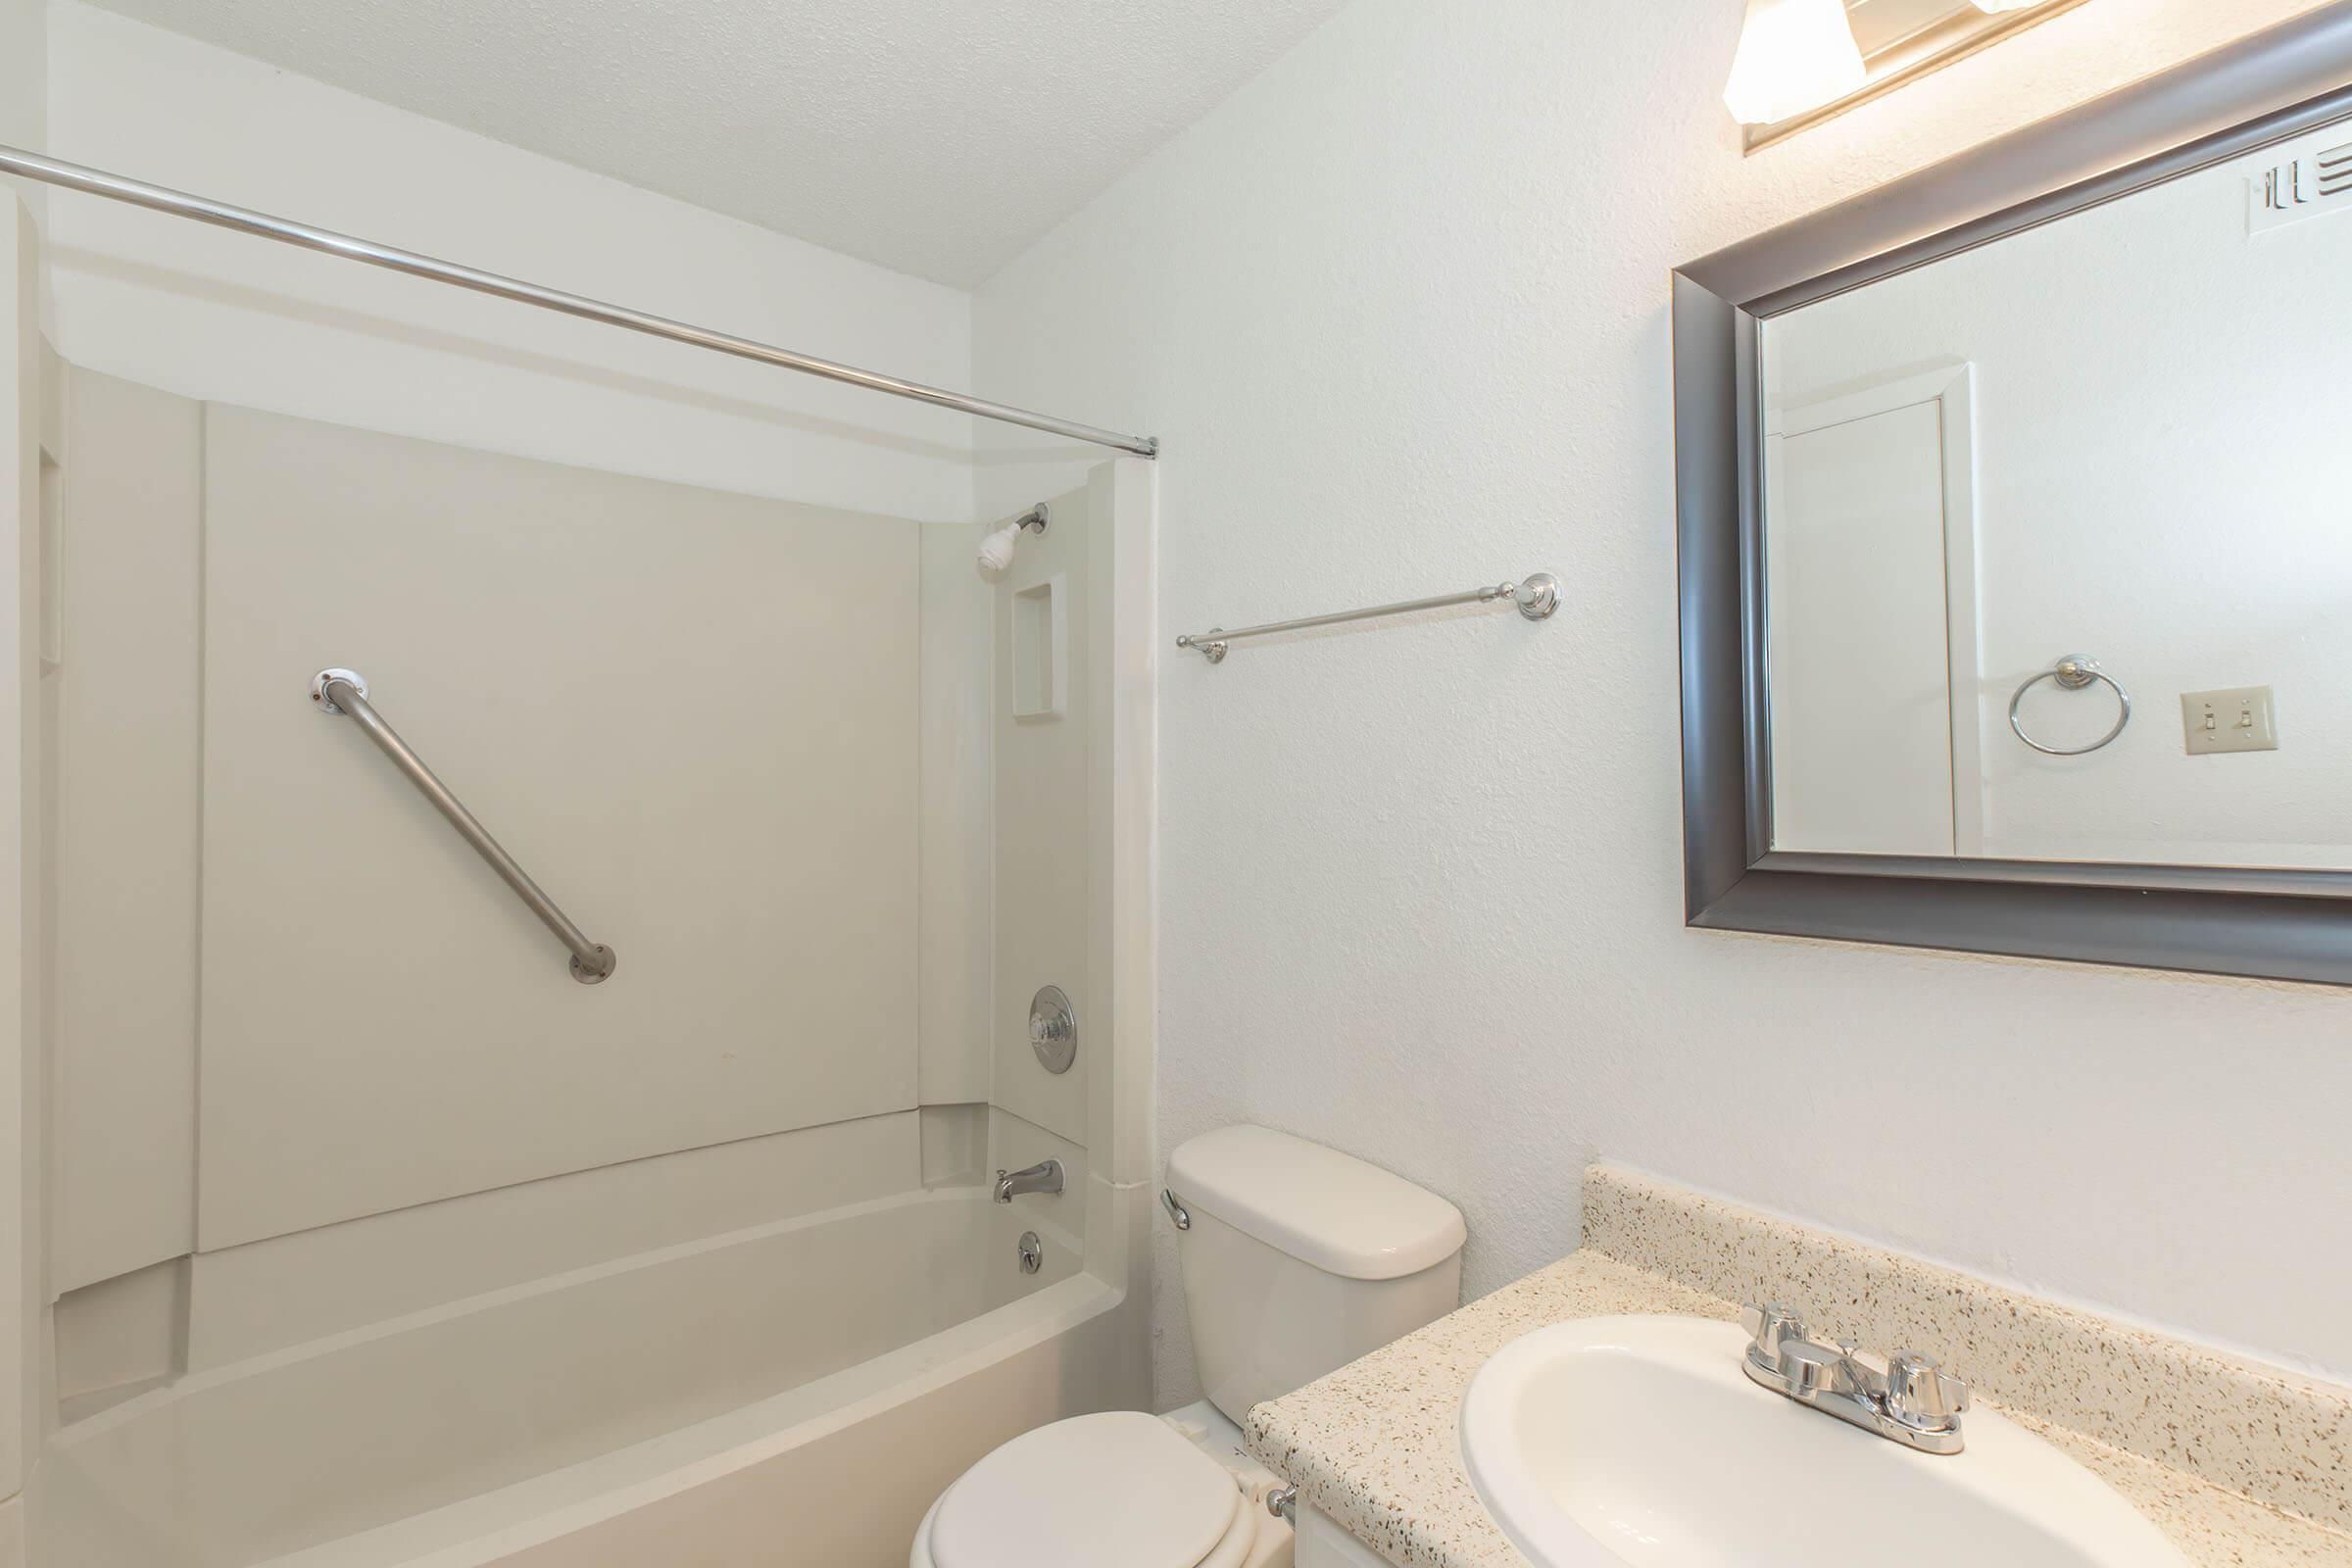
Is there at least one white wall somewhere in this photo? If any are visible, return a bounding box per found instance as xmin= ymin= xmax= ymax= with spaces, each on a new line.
xmin=0 ymin=191 xmax=42 ymax=1516
xmin=918 ymin=516 xmax=996 ymax=1108
xmin=993 ymin=479 xmax=1097 ymax=1150
xmin=972 ymin=0 xmax=2352 ymax=1397
xmin=1769 ymin=128 xmax=2352 ymax=866
xmin=41 ymin=1 xmax=972 ymax=522
xmin=1 ymin=1 xmax=48 ymax=1514
xmin=29 ymin=3 xmax=1032 ymax=1404
xmin=41 ymin=2 xmax=1003 ymax=1148
xmin=0 ymin=0 xmax=43 ymax=231
xmin=49 ymin=368 xmax=199 ymax=1294
xmin=42 ymin=380 xmax=946 ymax=1400
xmin=196 ymin=406 xmax=922 ymax=1250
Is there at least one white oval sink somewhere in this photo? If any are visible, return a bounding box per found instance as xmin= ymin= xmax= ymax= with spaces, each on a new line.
xmin=1459 ymin=1316 xmax=2188 ymax=1568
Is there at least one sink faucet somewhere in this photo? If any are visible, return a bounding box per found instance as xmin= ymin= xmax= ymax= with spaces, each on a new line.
xmin=994 ymin=1159 xmax=1064 ymax=1203
xmin=1740 ymin=1303 xmax=1970 ymax=1454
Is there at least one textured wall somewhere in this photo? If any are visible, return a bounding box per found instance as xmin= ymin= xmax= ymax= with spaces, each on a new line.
xmin=70 ymin=0 xmax=1355 ymax=285
xmin=970 ymin=0 xmax=2352 ymax=1403
xmin=42 ymin=0 xmax=975 ymax=522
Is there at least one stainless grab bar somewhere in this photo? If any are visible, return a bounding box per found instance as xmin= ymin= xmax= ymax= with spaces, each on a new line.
xmin=311 ymin=668 xmax=616 ymax=985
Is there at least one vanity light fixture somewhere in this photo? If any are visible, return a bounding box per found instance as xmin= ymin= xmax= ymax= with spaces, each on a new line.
xmin=1724 ymin=0 xmax=1868 ymax=127
xmin=1731 ymin=0 xmax=2095 ymax=150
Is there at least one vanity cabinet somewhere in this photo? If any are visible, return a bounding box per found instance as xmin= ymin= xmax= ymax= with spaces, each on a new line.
xmin=1296 ymin=1503 xmax=1394 ymax=1568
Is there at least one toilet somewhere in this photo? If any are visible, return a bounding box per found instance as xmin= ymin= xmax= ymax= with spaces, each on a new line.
xmin=910 ymin=1125 xmax=1466 ymax=1568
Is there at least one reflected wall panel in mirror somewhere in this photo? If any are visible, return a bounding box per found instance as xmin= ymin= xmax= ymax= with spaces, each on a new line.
xmin=1761 ymin=124 xmax=2352 ymax=869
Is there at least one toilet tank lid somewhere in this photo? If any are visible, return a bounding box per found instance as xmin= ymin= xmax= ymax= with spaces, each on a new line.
xmin=1166 ymin=1125 xmax=1466 ymax=1281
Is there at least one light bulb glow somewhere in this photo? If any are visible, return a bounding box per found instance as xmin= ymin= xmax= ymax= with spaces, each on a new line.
xmin=1969 ymin=0 xmax=2037 ymax=11
xmin=1723 ymin=0 xmax=1868 ymax=126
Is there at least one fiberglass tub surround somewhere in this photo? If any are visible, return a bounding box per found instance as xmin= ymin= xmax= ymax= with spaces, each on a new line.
xmin=26 ymin=321 xmax=1152 ymax=1562
xmin=43 ymin=1190 xmax=1108 ymax=1566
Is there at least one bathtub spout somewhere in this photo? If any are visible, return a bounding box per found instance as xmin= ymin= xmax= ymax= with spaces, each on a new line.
xmin=994 ymin=1160 xmax=1064 ymax=1203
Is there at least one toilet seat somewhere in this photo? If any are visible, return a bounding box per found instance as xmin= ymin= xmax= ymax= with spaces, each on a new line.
xmin=914 ymin=1410 xmax=1261 ymax=1568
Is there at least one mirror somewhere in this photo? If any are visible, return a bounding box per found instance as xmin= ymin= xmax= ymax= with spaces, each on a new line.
xmin=1672 ymin=7 xmax=2352 ymax=986
xmin=1759 ymin=119 xmax=2352 ymax=869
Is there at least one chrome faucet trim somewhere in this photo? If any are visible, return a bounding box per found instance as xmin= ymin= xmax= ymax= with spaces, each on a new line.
xmin=994 ymin=1159 xmax=1065 ymax=1203
xmin=1740 ymin=1303 xmax=1971 ymax=1454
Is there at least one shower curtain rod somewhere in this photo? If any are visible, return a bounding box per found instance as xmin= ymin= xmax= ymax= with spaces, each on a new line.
xmin=0 ymin=144 xmax=1160 ymax=458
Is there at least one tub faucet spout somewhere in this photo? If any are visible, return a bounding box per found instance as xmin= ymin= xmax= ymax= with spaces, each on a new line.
xmin=994 ymin=1159 xmax=1064 ymax=1202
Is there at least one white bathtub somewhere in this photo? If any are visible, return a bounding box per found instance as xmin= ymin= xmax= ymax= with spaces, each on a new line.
xmin=34 ymin=1188 xmax=1135 ymax=1567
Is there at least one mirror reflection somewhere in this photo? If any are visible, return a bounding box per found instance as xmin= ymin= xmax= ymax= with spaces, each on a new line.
xmin=1761 ymin=116 xmax=2352 ymax=867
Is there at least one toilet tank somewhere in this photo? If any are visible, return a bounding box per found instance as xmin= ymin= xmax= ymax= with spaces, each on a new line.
xmin=1165 ymin=1126 xmax=1466 ymax=1426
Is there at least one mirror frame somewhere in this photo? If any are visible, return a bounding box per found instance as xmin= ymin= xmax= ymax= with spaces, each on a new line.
xmin=1673 ymin=2 xmax=2352 ymax=986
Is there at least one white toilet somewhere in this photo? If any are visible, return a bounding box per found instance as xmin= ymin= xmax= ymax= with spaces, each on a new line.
xmin=910 ymin=1125 xmax=1466 ymax=1568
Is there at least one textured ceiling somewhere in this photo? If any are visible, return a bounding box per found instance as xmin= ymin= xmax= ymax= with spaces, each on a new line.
xmin=81 ymin=0 xmax=1355 ymax=286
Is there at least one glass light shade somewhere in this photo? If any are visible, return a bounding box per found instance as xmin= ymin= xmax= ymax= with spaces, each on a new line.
xmin=1969 ymin=0 xmax=2038 ymax=10
xmin=1723 ymin=0 xmax=1869 ymax=125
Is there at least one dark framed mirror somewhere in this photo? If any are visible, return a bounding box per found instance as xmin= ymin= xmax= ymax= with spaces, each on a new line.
xmin=1674 ymin=2 xmax=2352 ymax=984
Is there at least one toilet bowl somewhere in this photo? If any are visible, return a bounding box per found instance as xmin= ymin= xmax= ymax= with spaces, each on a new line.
xmin=908 ymin=1406 xmax=1290 ymax=1568
xmin=910 ymin=1126 xmax=1466 ymax=1568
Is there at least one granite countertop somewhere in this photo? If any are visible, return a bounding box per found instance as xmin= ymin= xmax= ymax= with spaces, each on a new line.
xmin=1244 ymin=1248 xmax=2352 ymax=1568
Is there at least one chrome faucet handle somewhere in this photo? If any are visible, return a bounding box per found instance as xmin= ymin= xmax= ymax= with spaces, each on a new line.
xmin=1741 ymin=1302 xmax=1808 ymax=1368
xmin=1885 ymin=1350 xmax=1970 ymax=1429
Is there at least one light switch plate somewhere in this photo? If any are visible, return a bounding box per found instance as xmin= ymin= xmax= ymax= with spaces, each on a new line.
xmin=2181 ymin=686 xmax=2278 ymax=755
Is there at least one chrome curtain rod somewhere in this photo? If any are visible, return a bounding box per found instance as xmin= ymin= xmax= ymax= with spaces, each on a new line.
xmin=0 ymin=144 xmax=1159 ymax=458
xmin=1177 ymin=572 xmax=1559 ymax=663
xmin=311 ymin=668 xmax=617 ymax=985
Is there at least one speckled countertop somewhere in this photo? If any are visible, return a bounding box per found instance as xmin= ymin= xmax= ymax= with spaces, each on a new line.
xmin=1245 ymin=1169 xmax=2352 ymax=1568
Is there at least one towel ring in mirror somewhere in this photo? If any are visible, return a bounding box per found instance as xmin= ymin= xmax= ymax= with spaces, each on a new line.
xmin=2009 ymin=656 xmax=2131 ymax=757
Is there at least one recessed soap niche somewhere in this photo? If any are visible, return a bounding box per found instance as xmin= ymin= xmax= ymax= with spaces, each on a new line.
xmin=1012 ymin=573 xmax=1067 ymax=721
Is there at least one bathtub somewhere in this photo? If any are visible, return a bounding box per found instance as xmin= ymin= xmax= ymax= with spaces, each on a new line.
xmin=34 ymin=1187 xmax=1137 ymax=1567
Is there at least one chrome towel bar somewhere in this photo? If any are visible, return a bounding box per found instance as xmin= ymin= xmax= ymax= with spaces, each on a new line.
xmin=311 ymin=668 xmax=616 ymax=984
xmin=1177 ymin=573 xmax=1559 ymax=663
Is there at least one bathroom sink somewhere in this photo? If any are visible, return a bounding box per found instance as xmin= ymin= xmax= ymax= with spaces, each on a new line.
xmin=1458 ymin=1316 xmax=2189 ymax=1568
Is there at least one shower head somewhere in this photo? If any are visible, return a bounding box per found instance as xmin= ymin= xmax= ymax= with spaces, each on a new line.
xmin=978 ymin=504 xmax=1049 ymax=571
